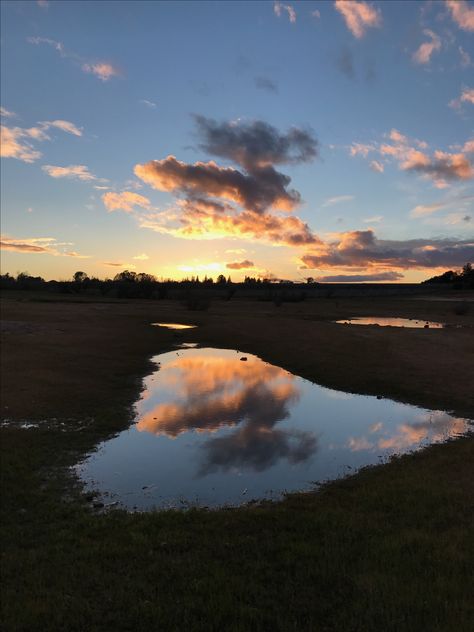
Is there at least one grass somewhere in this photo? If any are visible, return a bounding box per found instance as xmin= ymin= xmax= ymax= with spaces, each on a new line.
xmin=1 ymin=292 xmax=473 ymax=630
xmin=2 ymin=428 xmax=472 ymax=631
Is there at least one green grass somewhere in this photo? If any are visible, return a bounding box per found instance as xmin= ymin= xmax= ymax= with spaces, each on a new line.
xmin=1 ymin=421 xmax=473 ymax=631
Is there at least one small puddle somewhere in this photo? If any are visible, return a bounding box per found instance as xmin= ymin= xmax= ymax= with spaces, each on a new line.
xmin=151 ymin=323 xmax=196 ymax=330
xmin=335 ymin=317 xmax=447 ymax=329
xmin=76 ymin=348 xmax=471 ymax=510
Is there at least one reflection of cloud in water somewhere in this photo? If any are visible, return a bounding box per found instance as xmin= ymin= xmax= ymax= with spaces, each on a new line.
xmin=198 ymin=426 xmax=317 ymax=475
xmin=136 ymin=353 xmax=318 ymax=473
xmin=348 ymin=411 xmax=468 ymax=453
xmin=378 ymin=412 xmax=468 ymax=451
xmin=348 ymin=436 xmax=373 ymax=452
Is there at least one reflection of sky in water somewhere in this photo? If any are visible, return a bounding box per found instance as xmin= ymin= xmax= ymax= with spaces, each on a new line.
xmin=335 ymin=317 xmax=445 ymax=329
xmin=76 ymin=348 xmax=471 ymax=510
xmin=151 ymin=323 xmax=196 ymax=329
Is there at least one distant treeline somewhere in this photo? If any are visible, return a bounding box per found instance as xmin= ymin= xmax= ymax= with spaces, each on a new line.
xmin=422 ymin=263 xmax=473 ymax=289
xmin=1 ymin=263 xmax=472 ymax=301
xmin=0 ymin=270 xmax=300 ymax=301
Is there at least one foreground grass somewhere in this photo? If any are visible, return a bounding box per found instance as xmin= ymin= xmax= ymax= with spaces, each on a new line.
xmin=1 ymin=424 xmax=473 ymax=631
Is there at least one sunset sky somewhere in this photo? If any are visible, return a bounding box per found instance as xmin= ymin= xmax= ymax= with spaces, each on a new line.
xmin=1 ymin=0 xmax=473 ymax=282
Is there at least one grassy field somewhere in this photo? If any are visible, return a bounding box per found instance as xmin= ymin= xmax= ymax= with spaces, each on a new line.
xmin=1 ymin=291 xmax=473 ymax=631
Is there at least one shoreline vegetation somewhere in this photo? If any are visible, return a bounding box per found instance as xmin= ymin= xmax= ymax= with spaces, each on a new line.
xmin=1 ymin=289 xmax=473 ymax=630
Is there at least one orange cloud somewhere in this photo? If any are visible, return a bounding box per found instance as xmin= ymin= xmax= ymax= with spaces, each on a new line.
xmin=402 ymin=150 xmax=473 ymax=188
xmin=81 ymin=62 xmax=120 ymax=82
xmin=1 ymin=235 xmax=88 ymax=257
xmin=445 ymin=0 xmax=474 ymax=32
xmin=412 ymin=30 xmax=441 ymax=65
xmin=226 ymin=260 xmax=255 ymax=270
xmin=102 ymin=191 xmax=151 ymax=212
xmin=0 ymin=125 xmax=42 ymax=162
xmin=1 ymin=119 xmax=82 ymax=162
xmin=42 ymin=164 xmax=97 ymax=181
xmin=134 ymin=156 xmax=300 ymax=212
xmin=352 ymin=128 xmax=473 ymax=188
xmin=334 ymin=0 xmax=382 ymax=39
xmin=139 ymin=198 xmax=319 ymax=247
xmin=449 ymin=87 xmax=474 ymax=109
xmin=378 ymin=412 xmax=468 ymax=451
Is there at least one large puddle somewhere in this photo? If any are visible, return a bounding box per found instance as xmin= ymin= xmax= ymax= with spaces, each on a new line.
xmin=76 ymin=348 xmax=470 ymax=510
xmin=335 ymin=317 xmax=446 ymax=328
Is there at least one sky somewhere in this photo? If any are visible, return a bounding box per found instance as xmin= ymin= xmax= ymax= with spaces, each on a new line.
xmin=1 ymin=0 xmax=473 ymax=283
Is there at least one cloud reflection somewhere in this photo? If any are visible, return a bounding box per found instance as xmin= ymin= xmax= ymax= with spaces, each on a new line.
xmin=348 ymin=411 xmax=468 ymax=452
xmin=136 ymin=352 xmax=318 ymax=474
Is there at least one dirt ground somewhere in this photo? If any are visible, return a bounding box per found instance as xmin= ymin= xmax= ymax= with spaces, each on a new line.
xmin=1 ymin=291 xmax=473 ymax=421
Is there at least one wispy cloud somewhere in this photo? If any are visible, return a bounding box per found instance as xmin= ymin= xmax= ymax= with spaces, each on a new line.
xmin=322 ymin=195 xmax=354 ymax=207
xmin=363 ymin=215 xmax=383 ymax=223
xmin=28 ymin=36 xmax=120 ymax=81
xmin=412 ymin=30 xmax=441 ymax=65
xmin=0 ymin=126 xmax=43 ymax=162
xmin=102 ymin=191 xmax=151 ymax=212
xmin=42 ymin=164 xmax=98 ymax=181
xmin=102 ymin=261 xmax=136 ymax=269
xmin=1 ymin=119 xmax=82 ymax=163
xmin=449 ymin=86 xmax=474 ymax=109
xmin=40 ymin=119 xmax=82 ymax=136
xmin=445 ymin=0 xmax=474 ymax=33
xmin=133 ymin=253 xmax=149 ymax=261
xmin=273 ymin=1 xmax=296 ymax=23
xmin=139 ymin=99 xmax=157 ymax=109
xmin=335 ymin=47 xmax=355 ymax=79
xmin=254 ymin=76 xmax=279 ymax=93
xmin=334 ymin=0 xmax=382 ymax=39
xmin=0 ymin=107 xmax=16 ymax=119
xmin=349 ymin=142 xmax=375 ymax=157
xmin=37 ymin=0 xmax=49 ymax=9
xmin=370 ymin=160 xmax=384 ymax=173
xmin=459 ymin=46 xmax=472 ymax=68
xmin=409 ymin=194 xmax=474 ymax=219
xmin=349 ymin=128 xmax=473 ymax=188
xmin=81 ymin=62 xmax=120 ymax=82
xmin=1 ymin=235 xmax=89 ymax=257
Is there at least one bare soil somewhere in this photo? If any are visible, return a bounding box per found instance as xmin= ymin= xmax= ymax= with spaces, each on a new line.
xmin=1 ymin=291 xmax=473 ymax=420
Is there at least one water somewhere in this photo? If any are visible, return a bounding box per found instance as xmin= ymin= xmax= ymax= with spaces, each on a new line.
xmin=335 ymin=317 xmax=446 ymax=328
xmin=151 ymin=323 xmax=196 ymax=329
xmin=76 ymin=348 xmax=470 ymax=510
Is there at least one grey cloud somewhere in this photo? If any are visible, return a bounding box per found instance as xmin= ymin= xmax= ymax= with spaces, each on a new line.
xmin=301 ymin=230 xmax=474 ymax=270
xmin=316 ymin=272 xmax=404 ymax=282
xmin=335 ymin=47 xmax=355 ymax=79
xmin=255 ymin=76 xmax=279 ymax=93
xmin=193 ymin=115 xmax=318 ymax=169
